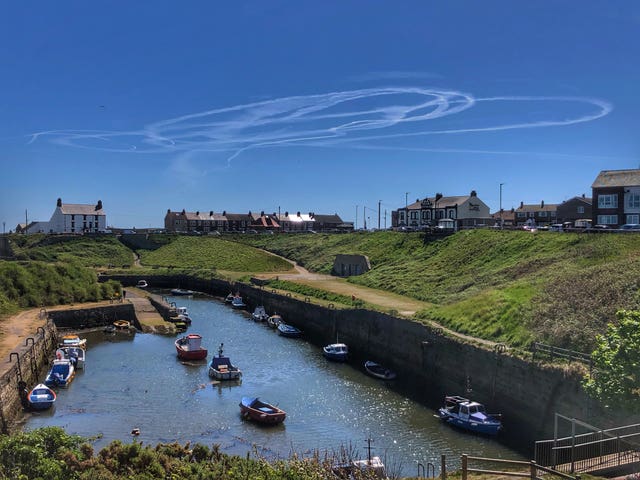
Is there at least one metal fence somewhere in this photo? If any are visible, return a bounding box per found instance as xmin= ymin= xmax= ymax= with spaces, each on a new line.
xmin=461 ymin=454 xmax=580 ymax=480
xmin=530 ymin=342 xmax=592 ymax=370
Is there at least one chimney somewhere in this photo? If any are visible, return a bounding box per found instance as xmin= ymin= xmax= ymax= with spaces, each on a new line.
xmin=582 ymin=193 xmax=585 ymax=198
xmin=57 ymin=198 xmax=62 ymax=208
xmin=167 ymin=209 xmax=171 ymax=214
xmin=297 ymin=211 xmax=301 ymax=217
xmin=95 ymin=200 xmax=103 ymax=211
xmin=196 ymin=211 xmax=199 ymax=216
xmin=261 ymin=211 xmax=264 ymax=216
xmin=520 ymin=201 xmax=523 ymax=208
xmin=470 ymin=190 xmax=477 ymax=197
xmin=541 ymin=200 xmax=544 ymax=208
xmin=181 ymin=209 xmax=186 ymax=215
xmin=209 ymin=210 xmax=213 ymax=216
xmin=285 ymin=211 xmax=289 ymax=217
xmin=222 ymin=210 xmax=226 ymax=216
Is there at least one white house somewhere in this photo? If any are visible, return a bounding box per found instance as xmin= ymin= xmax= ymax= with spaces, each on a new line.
xmin=393 ymin=190 xmax=492 ymax=229
xmin=42 ymin=198 xmax=107 ymax=234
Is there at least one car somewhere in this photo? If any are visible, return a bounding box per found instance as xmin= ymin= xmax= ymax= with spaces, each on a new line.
xmin=592 ymin=224 xmax=610 ymax=230
xmin=620 ymin=224 xmax=640 ymax=230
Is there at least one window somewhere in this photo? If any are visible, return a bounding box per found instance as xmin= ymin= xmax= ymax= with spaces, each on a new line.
xmin=627 ymin=193 xmax=640 ymax=209
xmin=539 ymin=211 xmax=547 ymax=217
xmin=448 ymin=210 xmax=456 ymax=219
xmin=597 ymin=215 xmax=618 ymax=225
xmin=598 ymin=194 xmax=618 ymax=208
xmin=627 ymin=215 xmax=639 ymax=224
xmin=421 ymin=210 xmax=429 ymax=219
xmin=410 ymin=211 xmax=418 ymax=219
xmin=577 ymin=206 xmax=585 ymax=214
xmin=517 ymin=212 xmax=525 ymax=218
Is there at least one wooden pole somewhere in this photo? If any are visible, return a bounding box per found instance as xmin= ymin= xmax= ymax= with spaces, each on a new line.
xmin=441 ymin=454 xmax=447 ymax=480
xmin=462 ymin=454 xmax=468 ymax=480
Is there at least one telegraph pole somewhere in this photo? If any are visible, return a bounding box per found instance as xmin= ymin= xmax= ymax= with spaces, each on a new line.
xmin=355 ymin=205 xmax=358 ymax=230
xmin=378 ymin=200 xmax=381 ymax=230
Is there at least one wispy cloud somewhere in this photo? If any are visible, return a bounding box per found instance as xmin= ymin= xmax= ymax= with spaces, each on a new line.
xmin=28 ymin=87 xmax=613 ymax=165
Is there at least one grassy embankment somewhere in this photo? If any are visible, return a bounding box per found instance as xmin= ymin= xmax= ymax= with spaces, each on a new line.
xmin=0 ymin=235 xmax=129 ymax=317
xmin=233 ymin=229 xmax=640 ymax=351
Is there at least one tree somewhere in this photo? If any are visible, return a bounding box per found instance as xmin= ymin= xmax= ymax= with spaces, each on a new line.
xmin=584 ymin=309 xmax=640 ymax=412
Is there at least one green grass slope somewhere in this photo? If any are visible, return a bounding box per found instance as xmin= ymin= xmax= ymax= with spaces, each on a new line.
xmin=138 ymin=236 xmax=293 ymax=273
xmin=235 ymin=230 xmax=640 ymax=350
xmin=9 ymin=234 xmax=134 ymax=267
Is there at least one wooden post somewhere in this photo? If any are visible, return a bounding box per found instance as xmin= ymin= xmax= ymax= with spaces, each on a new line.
xmin=461 ymin=455 xmax=468 ymax=480
xmin=441 ymin=454 xmax=447 ymax=480
xmin=530 ymin=460 xmax=536 ymax=480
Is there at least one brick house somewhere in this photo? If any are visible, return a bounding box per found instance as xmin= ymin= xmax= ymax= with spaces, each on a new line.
xmin=556 ymin=195 xmax=592 ymax=225
xmin=591 ymin=169 xmax=640 ymax=227
xmin=514 ymin=201 xmax=558 ymax=226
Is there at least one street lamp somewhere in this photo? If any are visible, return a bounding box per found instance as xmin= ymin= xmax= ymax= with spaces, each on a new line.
xmin=404 ymin=192 xmax=409 ymax=226
xmin=499 ymin=183 xmax=505 ymax=228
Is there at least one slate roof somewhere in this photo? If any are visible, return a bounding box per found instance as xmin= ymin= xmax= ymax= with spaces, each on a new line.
xmin=592 ymin=169 xmax=640 ymax=188
xmin=406 ymin=195 xmax=470 ymax=209
xmin=60 ymin=203 xmax=105 ymax=215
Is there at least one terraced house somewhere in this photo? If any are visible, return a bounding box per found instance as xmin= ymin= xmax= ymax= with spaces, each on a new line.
xmin=514 ymin=201 xmax=558 ymax=227
xmin=592 ymin=169 xmax=640 ymax=227
xmin=392 ymin=190 xmax=491 ymax=230
xmin=164 ymin=209 xmax=350 ymax=233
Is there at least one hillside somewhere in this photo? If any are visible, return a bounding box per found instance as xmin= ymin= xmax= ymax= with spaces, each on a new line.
xmin=234 ymin=230 xmax=640 ymax=350
xmin=138 ymin=236 xmax=294 ymax=273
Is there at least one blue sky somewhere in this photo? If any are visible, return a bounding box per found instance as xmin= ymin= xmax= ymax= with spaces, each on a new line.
xmin=1 ymin=1 xmax=639 ymax=230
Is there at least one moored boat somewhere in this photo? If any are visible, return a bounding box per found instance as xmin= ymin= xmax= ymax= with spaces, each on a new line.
xmin=113 ymin=320 xmax=131 ymax=330
xmin=45 ymin=359 xmax=75 ymax=388
xmin=438 ymin=395 xmax=502 ymax=435
xmin=239 ymin=396 xmax=286 ymax=424
xmin=267 ymin=314 xmax=282 ymax=329
xmin=333 ymin=456 xmax=387 ymax=479
xmin=57 ymin=346 xmax=86 ymax=369
xmin=58 ymin=334 xmax=87 ymax=349
xmin=27 ymin=383 xmax=57 ymax=410
xmin=136 ymin=279 xmax=148 ymax=288
xmin=175 ymin=334 xmax=208 ymax=360
xmin=208 ymin=343 xmax=242 ymax=381
xmin=364 ymin=360 xmax=396 ymax=380
xmin=277 ymin=322 xmax=302 ymax=338
xmin=224 ymin=292 xmax=235 ymax=303
xmin=171 ymin=288 xmax=194 ymax=296
xmin=231 ymin=296 xmax=246 ymax=309
xmin=252 ymin=305 xmax=269 ymax=322
xmin=323 ymin=343 xmax=349 ymax=362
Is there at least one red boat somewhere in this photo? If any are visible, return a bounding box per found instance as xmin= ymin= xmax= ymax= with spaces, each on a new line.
xmin=175 ymin=334 xmax=208 ymax=360
xmin=239 ymin=396 xmax=286 ymax=424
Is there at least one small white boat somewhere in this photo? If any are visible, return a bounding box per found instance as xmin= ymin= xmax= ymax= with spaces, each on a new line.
xmin=171 ymin=288 xmax=194 ymax=296
xmin=136 ymin=280 xmax=148 ymax=288
xmin=267 ymin=314 xmax=282 ymax=329
xmin=58 ymin=334 xmax=87 ymax=349
xmin=252 ymin=305 xmax=268 ymax=322
xmin=231 ymin=296 xmax=246 ymax=309
xmin=56 ymin=346 xmax=86 ymax=369
xmin=364 ymin=360 xmax=397 ymax=380
xmin=323 ymin=343 xmax=349 ymax=362
xmin=208 ymin=343 xmax=242 ymax=381
xmin=27 ymin=383 xmax=56 ymax=410
xmin=45 ymin=359 xmax=76 ymax=388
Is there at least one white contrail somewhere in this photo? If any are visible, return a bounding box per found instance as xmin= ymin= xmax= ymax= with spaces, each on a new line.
xmin=27 ymin=88 xmax=613 ymax=163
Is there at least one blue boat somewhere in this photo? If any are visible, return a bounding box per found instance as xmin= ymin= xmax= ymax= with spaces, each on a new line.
xmin=438 ymin=395 xmax=502 ymax=435
xmin=231 ymin=296 xmax=246 ymax=309
xmin=323 ymin=343 xmax=349 ymax=362
xmin=27 ymin=383 xmax=56 ymax=410
xmin=45 ymin=359 xmax=76 ymax=388
xmin=277 ymin=323 xmax=302 ymax=338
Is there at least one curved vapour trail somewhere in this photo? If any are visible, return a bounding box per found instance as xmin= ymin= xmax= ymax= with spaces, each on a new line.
xmin=27 ymin=88 xmax=612 ymax=162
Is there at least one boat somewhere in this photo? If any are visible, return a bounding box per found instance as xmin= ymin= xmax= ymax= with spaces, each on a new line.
xmin=267 ymin=314 xmax=282 ymax=329
xmin=174 ymin=321 xmax=188 ymax=332
xmin=208 ymin=343 xmax=242 ymax=380
xmin=323 ymin=343 xmax=349 ymax=362
xmin=333 ymin=456 xmax=387 ymax=479
xmin=27 ymin=383 xmax=57 ymax=410
xmin=277 ymin=322 xmax=302 ymax=338
xmin=231 ymin=296 xmax=246 ymax=309
xmin=171 ymin=288 xmax=194 ymax=296
xmin=113 ymin=320 xmax=131 ymax=330
xmin=57 ymin=346 xmax=86 ymax=369
xmin=44 ymin=359 xmax=76 ymax=388
xmin=364 ymin=360 xmax=397 ymax=380
xmin=239 ymin=396 xmax=286 ymax=424
xmin=252 ymin=305 xmax=269 ymax=322
xmin=136 ymin=279 xmax=148 ymax=288
xmin=174 ymin=333 xmax=208 ymax=360
xmin=438 ymin=395 xmax=502 ymax=435
xmin=224 ymin=292 xmax=235 ymax=303
xmin=58 ymin=334 xmax=87 ymax=349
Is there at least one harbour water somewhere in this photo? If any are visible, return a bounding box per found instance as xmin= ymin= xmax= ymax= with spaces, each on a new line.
xmin=24 ymin=294 xmax=524 ymax=477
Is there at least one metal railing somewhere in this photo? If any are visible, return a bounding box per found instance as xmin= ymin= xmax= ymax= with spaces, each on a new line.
xmin=530 ymin=342 xmax=592 ymax=369
xmin=461 ymin=454 xmax=580 ymax=480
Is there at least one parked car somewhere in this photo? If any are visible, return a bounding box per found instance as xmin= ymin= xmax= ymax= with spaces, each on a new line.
xmin=620 ymin=224 xmax=640 ymax=230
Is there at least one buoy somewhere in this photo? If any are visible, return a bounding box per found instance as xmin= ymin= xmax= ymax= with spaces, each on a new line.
xmin=131 ymin=428 xmax=140 ymax=436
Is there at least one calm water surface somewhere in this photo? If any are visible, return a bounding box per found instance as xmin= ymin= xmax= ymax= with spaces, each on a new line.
xmin=25 ymin=294 xmax=524 ymax=476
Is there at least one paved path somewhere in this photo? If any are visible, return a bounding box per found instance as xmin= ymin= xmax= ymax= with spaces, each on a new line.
xmin=126 ymin=288 xmax=174 ymax=333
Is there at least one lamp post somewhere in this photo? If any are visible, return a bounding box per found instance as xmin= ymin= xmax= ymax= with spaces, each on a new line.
xmin=378 ymin=200 xmax=381 ymax=230
xmin=405 ymin=192 xmax=409 ymax=226
xmin=499 ymin=183 xmax=504 ymax=229
xmin=355 ymin=205 xmax=358 ymax=230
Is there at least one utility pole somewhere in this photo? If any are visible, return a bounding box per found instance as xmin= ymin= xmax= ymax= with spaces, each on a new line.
xmin=355 ymin=205 xmax=358 ymax=230
xmin=384 ymin=210 xmax=387 ymax=229
xmin=499 ymin=183 xmax=504 ymax=229
xmin=25 ymin=209 xmax=28 ymax=234
xmin=378 ymin=200 xmax=381 ymax=230
xmin=405 ymin=192 xmax=409 ymax=226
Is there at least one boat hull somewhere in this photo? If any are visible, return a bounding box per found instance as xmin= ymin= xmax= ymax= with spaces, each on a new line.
xmin=239 ymin=397 xmax=286 ymax=424
xmin=439 ymin=410 xmax=502 ymax=435
xmin=27 ymin=384 xmax=56 ymax=410
xmin=175 ymin=346 xmax=208 ymax=360
xmin=364 ymin=361 xmax=397 ymax=380
xmin=171 ymin=289 xmax=194 ymax=296
xmin=277 ymin=323 xmax=302 ymax=338
xmin=323 ymin=351 xmax=348 ymax=362
xmin=209 ymin=366 xmax=242 ymax=381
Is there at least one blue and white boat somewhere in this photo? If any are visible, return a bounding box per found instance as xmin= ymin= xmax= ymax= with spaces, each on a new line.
xmin=252 ymin=305 xmax=269 ymax=322
xmin=323 ymin=343 xmax=349 ymax=362
xmin=45 ymin=359 xmax=76 ymax=388
xmin=438 ymin=395 xmax=502 ymax=435
xmin=27 ymin=383 xmax=56 ymax=410
xmin=231 ymin=296 xmax=246 ymax=309
xmin=277 ymin=323 xmax=302 ymax=338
